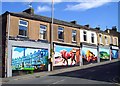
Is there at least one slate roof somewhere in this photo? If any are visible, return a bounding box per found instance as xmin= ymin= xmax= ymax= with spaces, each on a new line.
xmin=3 ymin=11 xmax=83 ymax=28
xmin=104 ymin=29 xmax=120 ymax=36
xmin=1 ymin=11 xmax=118 ymax=36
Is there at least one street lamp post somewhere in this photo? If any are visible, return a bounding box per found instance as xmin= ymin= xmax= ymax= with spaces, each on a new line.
xmin=49 ymin=0 xmax=54 ymax=71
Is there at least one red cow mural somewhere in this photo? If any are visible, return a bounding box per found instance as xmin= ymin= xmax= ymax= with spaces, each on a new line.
xmin=60 ymin=48 xmax=80 ymax=66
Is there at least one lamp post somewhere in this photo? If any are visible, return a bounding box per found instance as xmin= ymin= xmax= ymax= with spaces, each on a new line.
xmin=49 ymin=0 xmax=54 ymax=71
xmin=6 ymin=14 xmax=10 ymax=77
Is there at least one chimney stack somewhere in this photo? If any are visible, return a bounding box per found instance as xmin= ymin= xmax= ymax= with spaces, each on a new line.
xmin=84 ymin=24 xmax=90 ymax=28
xmin=70 ymin=21 xmax=77 ymax=24
xmin=95 ymin=27 xmax=100 ymax=30
xmin=112 ymin=26 xmax=117 ymax=32
xmin=23 ymin=7 xmax=34 ymax=15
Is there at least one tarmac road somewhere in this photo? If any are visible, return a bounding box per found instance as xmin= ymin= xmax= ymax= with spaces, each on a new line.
xmin=2 ymin=61 xmax=120 ymax=86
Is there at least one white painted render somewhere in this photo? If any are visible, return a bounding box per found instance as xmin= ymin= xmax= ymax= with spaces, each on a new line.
xmin=80 ymin=29 xmax=97 ymax=45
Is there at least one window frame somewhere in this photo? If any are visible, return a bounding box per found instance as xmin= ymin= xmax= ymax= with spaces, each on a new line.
xmin=114 ymin=37 xmax=118 ymax=45
xmin=91 ymin=33 xmax=94 ymax=43
xmin=39 ymin=24 xmax=47 ymax=40
xmin=58 ymin=26 xmax=64 ymax=40
xmin=72 ymin=30 xmax=77 ymax=42
xmin=18 ymin=19 xmax=28 ymax=37
xmin=99 ymin=34 xmax=103 ymax=44
xmin=19 ymin=20 xmax=28 ymax=26
xmin=83 ymin=31 xmax=87 ymax=42
xmin=105 ymin=36 xmax=109 ymax=45
xmin=110 ymin=36 xmax=113 ymax=44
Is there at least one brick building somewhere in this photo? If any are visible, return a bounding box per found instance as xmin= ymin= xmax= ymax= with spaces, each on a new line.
xmin=1 ymin=7 xmax=119 ymax=78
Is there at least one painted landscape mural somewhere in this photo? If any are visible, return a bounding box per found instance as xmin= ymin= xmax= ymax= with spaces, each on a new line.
xmin=111 ymin=50 xmax=118 ymax=59
xmin=12 ymin=47 xmax=48 ymax=71
xmin=82 ymin=47 xmax=97 ymax=64
xmin=99 ymin=48 xmax=110 ymax=60
xmin=54 ymin=45 xmax=80 ymax=66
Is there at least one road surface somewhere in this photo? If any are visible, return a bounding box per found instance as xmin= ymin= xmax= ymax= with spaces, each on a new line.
xmin=2 ymin=61 xmax=120 ymax=85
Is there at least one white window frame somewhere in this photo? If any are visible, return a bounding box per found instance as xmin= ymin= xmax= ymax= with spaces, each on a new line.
xmin=105 ymin=36 xmax=109 ymax=45
xmin=91 ymin=33 xmax=94 ymax=43
xmin=19 ymin=20 xmax=28 ymax=26
xmin=83 ymin=31 xmax=87 ymax=42
xmin=19 ymin=20 xmax=28 ymax=37
xmin=110 ymin=36 xmax=113 ymax=44
xmin=113 ymin=37 xmax=118 ymax=45
xmin=72 ymin=30 xmax=77 ymax=42
xmin=99 ymin=34 xmax=103 ymax=44
xmin=40 ymin=24 xmax=47 ymax=40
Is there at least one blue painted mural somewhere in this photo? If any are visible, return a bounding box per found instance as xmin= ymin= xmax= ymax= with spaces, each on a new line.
xmin=111 ymin=50 xmax=118 ymax=59
xmin=12 ymin=47 xmax=48 ymax=71
xmin=99 ymin=48 xmax=110 ymax=59
xmin=82 ymin=47 xmax=97 ymax=63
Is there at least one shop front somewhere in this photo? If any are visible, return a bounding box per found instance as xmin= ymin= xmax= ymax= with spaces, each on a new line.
xmin=7 ymin=40 xmax=50 ymax=77
xmin=81 ymin=44 xmax=98 ymax=65
xmin=99 ymin=46 xmax=110 ymax=62
xmin=53 ymin=44 xmax=80 ymax=69
xmin=110 ymin=45 xmax=119 ymax=59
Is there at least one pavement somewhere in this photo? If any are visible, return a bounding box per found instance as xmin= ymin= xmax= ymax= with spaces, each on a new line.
xmin=1 ymin=59 xmax=120 ymax=85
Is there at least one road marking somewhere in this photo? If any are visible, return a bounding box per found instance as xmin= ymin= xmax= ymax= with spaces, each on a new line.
xmin=52 ymin=79 xmax=65 ymax=84
xmin=115 ymin=83 xmax=120 ymax=85
xmin=89 ymin=70 xmax=96 ymax=72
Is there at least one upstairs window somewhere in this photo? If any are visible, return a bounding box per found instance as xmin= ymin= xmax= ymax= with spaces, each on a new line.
xmin=114 ymin=38 xmax=117 ymax=45
xmin=99 ymin=34 xmax=102 ymax=44
xmin=91 ymin=33 xmax=94 ymax=43
xmin=40 ymin=25 xmax=47 ymax=40
xmin=83 ymin=31 xmax=87 ymax=41
xmin=105 ymin=36 xmax=108 ymax=45
xmin=72 ymin=30 xmax=77 ymax=42
xmin=110 ymin=36 xmax=113 ymax=44
xmin=58 ymin=27 xmax=64 ymax=40
xmin=19 ymin=20 xmax=28 ymax=36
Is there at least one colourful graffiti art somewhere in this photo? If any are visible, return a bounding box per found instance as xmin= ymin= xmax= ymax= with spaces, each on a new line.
xmin=99 ymin=48 xmax=110 ymax=59
xmin=12 ymin=47 xmax=48 ymax=71
xmin=54 ymin=45 xmax=80 ymax=66
xmin=82 ymin=47 xmax=97 ymax=62
xmin=111 ymin=50 xmax=118 ymax=59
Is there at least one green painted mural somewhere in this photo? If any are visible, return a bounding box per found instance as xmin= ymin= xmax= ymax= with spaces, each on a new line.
xmin=99 ymin=48 xmax=110 ymax=60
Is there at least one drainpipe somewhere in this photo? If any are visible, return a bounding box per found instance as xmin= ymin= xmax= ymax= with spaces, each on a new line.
xmin=109 ymin=46 xmax=112 ymax=61
xmin=97 ymin=45 xmax=100 ymax=63
xmin=118 ymin=48 xmax=120 ymax=60
xmin=6 ymin=13 xmax=10 ymax=77
xmin=80 ymin=43 xmax=83 ymax=66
